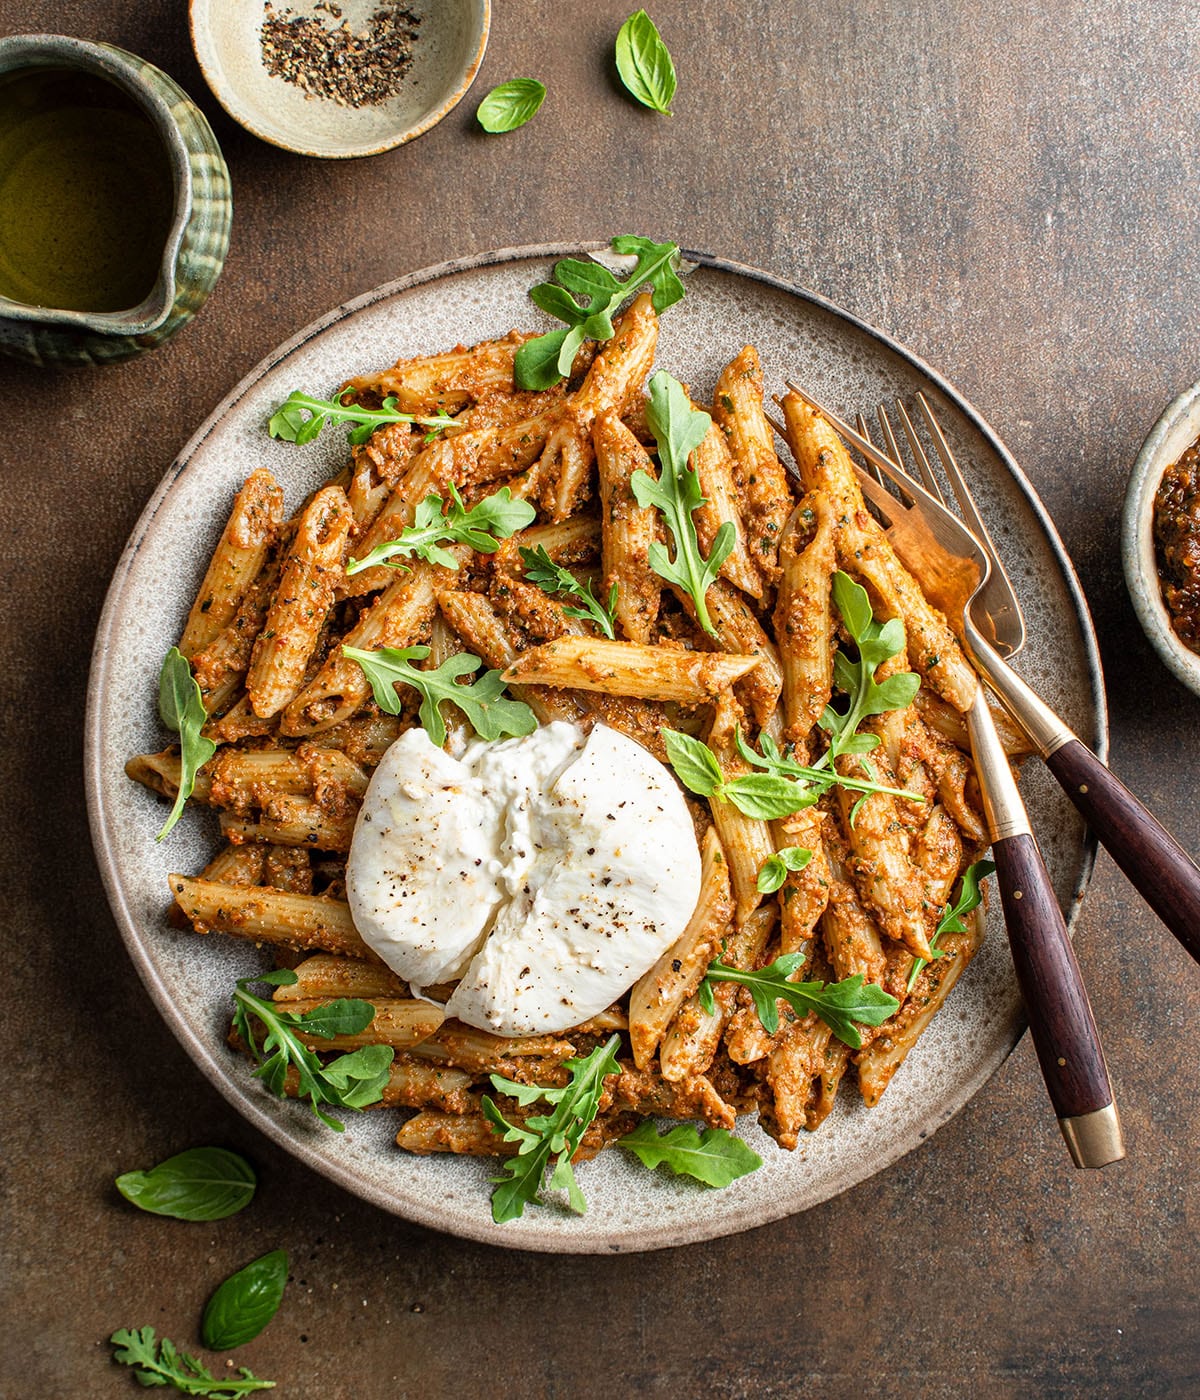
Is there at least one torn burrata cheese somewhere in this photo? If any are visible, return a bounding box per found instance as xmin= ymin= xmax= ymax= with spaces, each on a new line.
xmin=345 ymin=721 xmax=701 ymax=1035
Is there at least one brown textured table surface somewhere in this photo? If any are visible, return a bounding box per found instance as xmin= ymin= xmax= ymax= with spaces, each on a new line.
xmin=3 ymin=3 xmax=1199 ymax=1396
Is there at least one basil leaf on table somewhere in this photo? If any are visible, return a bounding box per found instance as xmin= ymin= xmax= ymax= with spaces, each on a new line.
xmin=477 ymin=78 xmax=547 ymax=133
xmin=201 ymin=1249 xmax=289 ymax=1351
xmin=615 ymin=10 xmax=677 ymax=114
xmin=115 ymin=1147 xmax=256 ymax=1222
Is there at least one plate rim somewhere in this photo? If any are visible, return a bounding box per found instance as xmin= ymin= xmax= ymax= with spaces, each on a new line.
xmin=85 ymin=242 xmax=1107 ymax=1251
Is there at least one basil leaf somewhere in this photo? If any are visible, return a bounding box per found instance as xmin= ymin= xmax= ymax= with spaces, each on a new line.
xmin=115 ymin=1148 xmax=256 ymax=1222
xmin=156 ymin=647 xmax=216 ymax=841
xmin=618 ymin=1121 xmax=761 ymax=1187
xmin=477 ymin=77 xmax=547 ymax=133
xmin=201 ymin=1249 xmax=289 ymax=1351
xmin=756 ymin=846 xmax=812 ymax=894
xmin=723 ymin=772 xmax=819 ymax=820
xmin=615 ymin=10 xmax=677 ymax=115
xmin=663 ymin=727 xmax=724 ymax=797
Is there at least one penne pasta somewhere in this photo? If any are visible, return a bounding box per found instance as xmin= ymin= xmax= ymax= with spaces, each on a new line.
xmin=501 ymin=636 xmax=761 ymax=703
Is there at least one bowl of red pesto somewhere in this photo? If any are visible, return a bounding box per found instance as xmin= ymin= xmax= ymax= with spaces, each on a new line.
xmin=1122 ymin=379 xmax=1200 ymax=697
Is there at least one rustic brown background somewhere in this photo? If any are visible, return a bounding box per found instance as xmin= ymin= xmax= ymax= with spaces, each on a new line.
xmin=3 ymin=2 xmax=1199 ymax=1396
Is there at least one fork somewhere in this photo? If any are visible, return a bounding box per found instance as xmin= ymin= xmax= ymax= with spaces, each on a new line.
xmin=778 ymin=385 xmax=1124 ymax=1168
xmin=803 ymin=387 xmax=1200 ymax=971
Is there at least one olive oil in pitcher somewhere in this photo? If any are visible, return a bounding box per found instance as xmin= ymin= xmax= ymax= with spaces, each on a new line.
xmin=0 ymin=67 xmax=174 ymax=313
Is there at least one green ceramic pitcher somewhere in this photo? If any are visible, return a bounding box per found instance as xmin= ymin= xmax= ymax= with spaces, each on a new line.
xmin=0 ymin=34 xmax=232 ymax=366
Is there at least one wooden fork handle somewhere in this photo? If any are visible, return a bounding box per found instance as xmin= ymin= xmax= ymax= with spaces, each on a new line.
xmin=1046 ymin=738 xmax=1200 ymax=965
xmin=992 ymin=831 xmax=1124 ymax=1168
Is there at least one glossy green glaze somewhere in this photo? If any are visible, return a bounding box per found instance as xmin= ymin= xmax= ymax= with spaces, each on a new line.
xmin=0 ymin=35 xmax=232 ymax=366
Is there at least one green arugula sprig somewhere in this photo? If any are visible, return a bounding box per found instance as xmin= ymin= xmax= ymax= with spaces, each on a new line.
xmin=109 ymin=1328 xmax=274 ymax=1396
xmin=617 ymin=1121 xmax=760 ymax=1186
xmin=202 ymin=1249 xmax=289 ymax=1352
xmin=699 ymin=955 xmax=899 ymax=1047
xmin=157 ymin=647 xmax=217 ymax=841
xmin=231 ymin=971 xmax=394 ymax=1131
xmin=514 ymin=235 xmax=686 ymax=390
xmin=346 ymin=485 xmax=536 ymax=574
xmin=815 ymin=572 xmax=922 ymax=797
xmin=482 ymin=1035 xmax=621 ymax=1222
xmin=615 ymin=10 xmax=677 ymax=115
xmin=519 ymin=544 xmax=619 ymax=638
xmin=115 ymin=1147 xmax=256 ymax=1222
xmin=343 ymin=645 xmax=537 ymax=747
xmin=663 ymin=728 xmax=923 ymax=822
xmin=756 ymin=846 xmax=812 ymax=894
xmin=267 ymin=390 xmax=453 ymax=446
xmin=906 ymin=858 xmax=997 ymax=991
xmin=631 ymin=370 xmax=733 ymax=637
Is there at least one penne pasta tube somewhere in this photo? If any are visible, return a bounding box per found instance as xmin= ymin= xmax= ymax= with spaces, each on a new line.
xmin=690 ymin=418 xmax=763 ymax=599
xmin=341 ymin=330 xmax=536 ymax=413
xmin=282 ymin=557 xmax=451 ymax=736
xmin=246 ymin=486 xmax=352 ymax=719
xmin=856 ymin=911 xmax=984 ymax=1106
xmin=773 ymin=492 xmax=837 ymax=744
xmin=284 ymin=996 xmax=444 ymax=1051
xmin=501 ymin=636 xmax=761 ymax=703
xmin=713 ymin=346 xmax=793 ymax=583
xmin=612 ymin=1065 xmax=737 ymax=1131
xmin=594 ymin=410 xmax=661 ymax=643
xmin=181 ymin=470 xmax=284 ymax=658
xmin=271 ymin=954 xmax=409 ymax=1002
xmin=706 ymin=693 xmax=774 ymax=927
xmin=628 ymin=827 xmax=734 ymax=1070
xmin=169 ymin=875 xmax=374 ymax=960
xmin=220 ymin=800 xmax=356 ymax=853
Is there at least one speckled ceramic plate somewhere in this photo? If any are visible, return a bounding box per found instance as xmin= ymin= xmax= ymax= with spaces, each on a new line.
xmin=86 ymin=245 xmax=1105 ymax=1253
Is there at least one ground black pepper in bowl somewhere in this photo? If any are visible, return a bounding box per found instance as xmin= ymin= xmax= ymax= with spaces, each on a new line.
xmin=1153 ymin=434 xmax=1200 ymax=654
xmin=261 ymin=1 xmax=421 ymax=108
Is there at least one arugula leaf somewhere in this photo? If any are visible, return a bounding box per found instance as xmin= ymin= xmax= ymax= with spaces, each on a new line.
xmin=701 ymin=956 xmax=899 ymax=1047
xmin=202 ymin=1249 xmax=288 ymax=1351
xmin=267 ymin=389 xmax=453 ymax=446
xmin=482 ymin=1035 xmax=621 ymax=1222
xmin=115 ymin=1147 xmax=255 ymax=1222
xmin=814 ymin=572 xmax=922 ymax=776
xmin=477 ymin=77 xmax=546 ymax=133
xmin=342 ymin=644 xmax=537 ymax=747
xmin=615 ymin=10 xmax=677 ymax=114
xmin=514 ymin=235 xmax=685 ymax=390
xmin=631 ymin=370 xmax=731 ymax=636
xmin=109 ymin=1327 xmax=274 ymax=1396
xmin=346 ymin=485 xmax=536 ymax=574
xmin=906 ymin=858 xmax=997 ymax=991
xmin=757 ymin=846 xmax=812 ymax=894
xmin=662 ymin=727 xmax=922 ymax=822
xmin=156 ymin=647 xmax=216 ymax=841
xmin=231 ymin=971 xmax=393 ymax=1131
xmin=519 ymin=544 xmax=619 ymax=638
xmin=618 ymin=1121 xmax=760 ymax=1185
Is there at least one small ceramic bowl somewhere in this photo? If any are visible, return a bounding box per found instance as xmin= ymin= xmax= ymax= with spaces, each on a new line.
xmin=190 ymin=0 xmax=489 ymax=159
xmin=1121 ymin=379 xmax=1200 ymax=697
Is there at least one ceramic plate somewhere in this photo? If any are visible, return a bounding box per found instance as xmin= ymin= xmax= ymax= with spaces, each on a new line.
xmin=86 ymin=245 xmax=1105 ymax=1253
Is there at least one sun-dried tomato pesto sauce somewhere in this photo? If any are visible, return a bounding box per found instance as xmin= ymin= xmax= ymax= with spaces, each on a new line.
xmin=1154 ymin=436 xmax=1200 ymax=653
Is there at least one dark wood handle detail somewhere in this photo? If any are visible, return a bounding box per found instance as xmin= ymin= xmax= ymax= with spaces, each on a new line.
xmin=1046 ymin=738 xmax=1200 ymax=965
xmin=992 ymin=831 xmax=1115 ymax=1120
